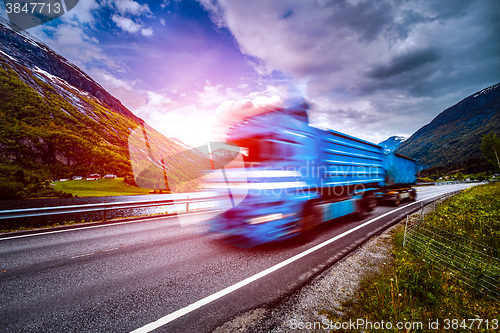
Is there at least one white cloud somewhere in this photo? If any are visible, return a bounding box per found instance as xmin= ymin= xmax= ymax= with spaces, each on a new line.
xmin=110 ymin=12 xmax=153 ymax=37
xmin=106 ymin=0 xmax=153 ymax=36
xmin=160 ymin=18 xmax=166 ymax=26
xmin=111 ymin=15 xmax=143 ymax=33
xmin=195 ymin=79 xmax=257 ymax=108
xmin=160 ymin=0 xmax=170 ymax=10
xmin=196 ymin=81 xmax=226 ymax=107
xmin=141 ymin=27 xmax=154 ymax=37
xmin=109 ymin=0 xmax=151 ymax=16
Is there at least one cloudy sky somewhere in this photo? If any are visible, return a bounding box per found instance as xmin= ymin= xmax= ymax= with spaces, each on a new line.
xmin=1 ymin=0 xmax=499 ymax=146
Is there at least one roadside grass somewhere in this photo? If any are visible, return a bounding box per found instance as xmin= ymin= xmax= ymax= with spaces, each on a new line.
xmin=324 ymin=183 xmax=500 ymax=332
xmin=52 ymin=178 xmax=151 ymax=197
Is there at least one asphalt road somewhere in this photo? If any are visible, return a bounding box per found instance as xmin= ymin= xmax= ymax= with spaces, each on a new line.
xmin=0 ymin=183 xmax=477 ymax=332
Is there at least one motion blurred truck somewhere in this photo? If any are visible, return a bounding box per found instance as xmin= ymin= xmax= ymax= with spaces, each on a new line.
xmin=208 ymin=103 xmax=416 ymax=246
xmin=376 ymin=152 xmax=417 ymax=206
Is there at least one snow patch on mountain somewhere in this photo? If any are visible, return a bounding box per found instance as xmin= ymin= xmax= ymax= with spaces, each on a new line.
xmin=378 ymin=136 xmax=408 ymax=153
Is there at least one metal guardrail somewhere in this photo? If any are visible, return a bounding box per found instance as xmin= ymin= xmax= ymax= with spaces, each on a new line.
xmin=0 ymin=196 xmax=219 ymax=221
xmin=434 ymin=181 xmax=468 ymax=186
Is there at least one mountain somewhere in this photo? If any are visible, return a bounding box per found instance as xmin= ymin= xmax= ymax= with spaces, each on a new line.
xmin=168 ymin=137 xmax=192 ymax=150
xmin=378 ymin=136 xmax=407 ymax=153
xmin=396 ymin=83 xmax=500 ymax=170
xmin=0 ymin=18 xmax=206 ymax=196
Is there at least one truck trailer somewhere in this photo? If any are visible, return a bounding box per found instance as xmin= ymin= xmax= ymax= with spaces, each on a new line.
xmin=207 ymin=103 xmax=416 ymax=246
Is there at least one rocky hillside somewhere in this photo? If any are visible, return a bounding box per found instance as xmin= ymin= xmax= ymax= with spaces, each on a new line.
xmin=396 ymin=83 xmax=500 ymax=170
xmin=378 ymin=136 xmax=407 ymax=153
xmin=0 ymin=18 xmax=210 ymax=194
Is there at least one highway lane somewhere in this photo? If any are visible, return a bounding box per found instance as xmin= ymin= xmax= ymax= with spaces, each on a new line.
xmin=0 ymin=183 xmax=477 ymax=332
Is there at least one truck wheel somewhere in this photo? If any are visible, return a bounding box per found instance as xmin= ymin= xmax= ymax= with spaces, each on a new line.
xmin=365 ymin=192 xmax=376 ymax=212
xmin=410 ymin=189 xmax=417 ymax=201
xmin=354 ymin=198 xmax=366 ymax=220
xmin=393 ymin=193 xmax=400 ymax=206
xmin=302 ymin=203 xmax=321 ymax=232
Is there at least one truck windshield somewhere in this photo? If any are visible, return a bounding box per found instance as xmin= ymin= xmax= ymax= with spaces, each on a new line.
xmin=231 ymin=134 xmax=297 ymax=166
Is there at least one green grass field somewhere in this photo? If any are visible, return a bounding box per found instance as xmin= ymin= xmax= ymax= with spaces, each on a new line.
xmin=52 ymin=178 xmax=151 ymax=197
xmin=324 ymin=183 xmax=500 ymax=332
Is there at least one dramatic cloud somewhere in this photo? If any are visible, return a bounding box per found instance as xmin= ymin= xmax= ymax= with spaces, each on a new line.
xmin=199 ymin=0 xmax=500 ymax=142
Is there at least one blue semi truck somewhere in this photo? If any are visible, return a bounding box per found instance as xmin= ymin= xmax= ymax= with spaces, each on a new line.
xmin=207 ymin=102 xmax=417 ymax=246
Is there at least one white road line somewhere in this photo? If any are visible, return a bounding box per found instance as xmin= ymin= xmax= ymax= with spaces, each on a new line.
xmin=70 ymin=252 xmax=94 ymax=259
xmin=70 ymin=247 xmax=121 ymax=259
xmin=0 ymin=210 xmax=219 ymax=241
xmin=130 ymin=191 xmax=453 ymax=333
xmin=103 ymin=247 xmax=120 ymax=252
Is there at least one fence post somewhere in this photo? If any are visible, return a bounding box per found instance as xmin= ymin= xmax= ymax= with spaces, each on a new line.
xmin=420 ymin=202 xmax=423 ymax=223
xmin=102 ymin=210 xmax=107 ymax=222
xmin=403 ymin=215 xmax=409 ymax=247
xmin=186 ymin=196 xmax=189 ymax=212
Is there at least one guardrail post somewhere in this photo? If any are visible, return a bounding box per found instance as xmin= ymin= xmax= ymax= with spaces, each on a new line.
xmin=186 ymin=196 xmax=189 ymax=212
xmin=103 ymin=210 xmax=107 ymax=222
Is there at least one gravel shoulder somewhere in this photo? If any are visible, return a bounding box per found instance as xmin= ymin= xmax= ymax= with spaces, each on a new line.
xmin=212 ymin=221 xmax=403 ymax=333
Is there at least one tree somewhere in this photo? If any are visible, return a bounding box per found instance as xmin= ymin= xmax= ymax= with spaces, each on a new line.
xmin=481 ymin=133 xmax=500 ymax=172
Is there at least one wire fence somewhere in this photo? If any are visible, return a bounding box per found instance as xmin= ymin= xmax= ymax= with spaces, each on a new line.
xmin=403 ymin=191 xmax=500 ymax=302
